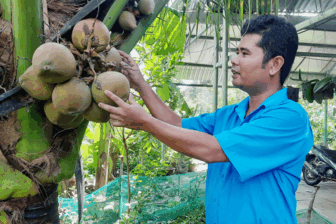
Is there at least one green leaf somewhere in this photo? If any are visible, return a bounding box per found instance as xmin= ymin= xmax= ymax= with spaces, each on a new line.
xmin=157 ymin=82 xmax=170 ymax=101
xmin=314 ymin=89 xmax=323 ymax=104
xmin=143 ymin=7 xmax=187 ymax=55
xmin=313 ymin=77 xmax=332 ymax=93
xmin=306 ymin=84 xmax=315 ymax=103
xmin=81 ymin=144 xmax=90 ymax=159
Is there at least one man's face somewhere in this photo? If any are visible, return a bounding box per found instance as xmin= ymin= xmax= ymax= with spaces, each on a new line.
xmin=231 ymin=34 xmax=272 ymax=94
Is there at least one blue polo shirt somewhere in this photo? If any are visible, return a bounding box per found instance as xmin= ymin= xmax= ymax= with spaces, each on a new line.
xmin=182 ymin=88 xmax=314 ymax=224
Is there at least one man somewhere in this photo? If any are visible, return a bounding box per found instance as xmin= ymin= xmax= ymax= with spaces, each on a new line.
xmin=99 ymin=15 xmax=314 ymax=223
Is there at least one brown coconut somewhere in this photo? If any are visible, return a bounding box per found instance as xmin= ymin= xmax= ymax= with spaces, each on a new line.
xmin=32 ymin=42 xmax=76 ymax=84
xmin=83 ymin=101 xmax=110 ymax=123
xmin=118 ymin=11 xmax=137 ymax=31
xmin=138 ymin=0 xmax=155 ymax=15
xmin=91 ymin=71 xmax=130 ymax=107
xmin=19 ymin=65 xmax=55 ymax=100
xmin=105 ymin=47 xmax=122 ymax=67
xmin=52 ymin=77 xmax=92 ymax=115
xmin=44 ymin=100 xmax=83 ymax=129
xmin=72 ymin=18 xmax=110 ymax=53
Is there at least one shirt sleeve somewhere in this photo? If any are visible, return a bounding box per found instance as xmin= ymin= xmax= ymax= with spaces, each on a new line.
xmin=181 ymin=111 xmax=217 ymax=135
xmin=214 ymin=108 xmax=313 ymax=182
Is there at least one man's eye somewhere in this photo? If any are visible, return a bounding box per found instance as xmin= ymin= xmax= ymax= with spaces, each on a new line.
xmin=242 ymin=52 xmax=248 ymax=55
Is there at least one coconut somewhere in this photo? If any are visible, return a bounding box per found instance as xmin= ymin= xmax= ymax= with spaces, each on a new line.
xmin=19 ymin=65 xmax=55 ymax=100
xmin=138 ymin=0 xmax=155 ymax=15
xmin=91 ymin=71 xmax=130 ymax=107
xmin=59 ymin=114 xmax=84 ymax=129
xmin=83 ymin=101 xmax=110 ymax=123
xmin=118 ymin=11 xmax=137 ymax=31
xmin=105 ymin=47 xmax=122 ymax=67
xmin=32 ymin=42 xmax=76 ymax=84
xmin=52 ymin=77 xmax=92 ymax=115
xmin=44 ymin=100 xmax=81 ymax=128
xmin=72 ymin=18 xmax=110 ymax=53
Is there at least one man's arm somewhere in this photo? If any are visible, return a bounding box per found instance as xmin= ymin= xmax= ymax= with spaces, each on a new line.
xmin=142 ymin=116 xmax=228 ymax=163
xmin=137 ymin=82 xmax=182 ymax=127
xmin=118 ymin=51 xmax=182 ymax=127
xmin=99 ymin=90 xmax=228 ymax=163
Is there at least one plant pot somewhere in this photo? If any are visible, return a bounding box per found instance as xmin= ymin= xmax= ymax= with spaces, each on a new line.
xmin=322 ymin=83 xmax=335 ymax=99
xmin=188 ymin=165 xmax=196 ymax=172
xmin=165 ymin=167 xmax=176 ymax=176
xmin=287 ymin=86 xmax=299 ymax=102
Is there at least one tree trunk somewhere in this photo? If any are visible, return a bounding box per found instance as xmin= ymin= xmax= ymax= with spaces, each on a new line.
xmin=0 ymin=1 xmax=86 ymax=223
xmin=95 ymin=151 xmax=108 ymax=190
xmin=0 ymin=0 xmax=167 ymax=222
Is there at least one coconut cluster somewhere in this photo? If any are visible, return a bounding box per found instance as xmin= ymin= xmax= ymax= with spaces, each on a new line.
xmin=18 ymin=0 xmax=156 ymax=129
xmin=19 ymin=21 xmax=135 ymax=129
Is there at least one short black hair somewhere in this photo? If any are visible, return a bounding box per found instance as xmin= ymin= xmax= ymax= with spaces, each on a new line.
xmin=241 ymin=15 xmax=298 ymax=86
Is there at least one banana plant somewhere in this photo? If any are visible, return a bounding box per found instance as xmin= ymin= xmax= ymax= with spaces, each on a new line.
xmin=0 ymin=0 xmax=168 ymax=223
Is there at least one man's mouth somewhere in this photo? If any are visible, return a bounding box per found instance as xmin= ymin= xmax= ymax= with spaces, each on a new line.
xmin=231 ymin=70 xmax=240 ymax=76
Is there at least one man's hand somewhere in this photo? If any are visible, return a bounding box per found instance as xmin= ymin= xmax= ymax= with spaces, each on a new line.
xmin=118 ymin=50 xmax=147 ymax=92
xmin=98 ymin=90 xmax=152 ymax=130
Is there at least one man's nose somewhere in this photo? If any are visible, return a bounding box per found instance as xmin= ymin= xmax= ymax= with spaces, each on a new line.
xmin=231 ymin=54 xmax=238 ymax=67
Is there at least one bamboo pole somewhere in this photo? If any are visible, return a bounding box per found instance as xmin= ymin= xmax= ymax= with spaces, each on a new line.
xmin=103 ymin=0 xmax=129 ymax=30
xmin=119 ymin=0 xmax=170 ymax=54
xmin=0 ymin=0 xmax=11 ymax=22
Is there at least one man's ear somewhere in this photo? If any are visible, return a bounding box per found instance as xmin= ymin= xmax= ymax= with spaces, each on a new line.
xmin=269 ymin=56 xmax=284 ymax=77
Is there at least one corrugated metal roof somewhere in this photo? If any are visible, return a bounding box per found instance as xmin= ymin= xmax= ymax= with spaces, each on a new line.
xmin=169 ymin=0 xmax=336 ymax=87
xmin=170 ymin=0 xmax=336 ymax=14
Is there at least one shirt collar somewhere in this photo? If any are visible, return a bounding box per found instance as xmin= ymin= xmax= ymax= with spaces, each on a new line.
xmin=235 ymin=87 xmax=288 ymax=120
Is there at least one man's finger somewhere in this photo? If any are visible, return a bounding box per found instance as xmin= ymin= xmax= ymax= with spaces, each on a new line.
xmin=110 ymin=120 xmax=124 ymax=127
xmin=118 ymin=51 xmax=131 ymax=62
xmin=103 ymin=90 xmax=126 ymax=107
xmin=110 ymin=114 xmax=122 ymax=121
xmin=128 ymin=93 xmax=137 ymax=105
xmin=98 ymin=102 xmax=117 ymax=114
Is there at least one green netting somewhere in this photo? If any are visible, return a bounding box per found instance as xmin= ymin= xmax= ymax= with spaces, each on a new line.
xmin=59 ymin=171 xmax=334 ymax=223
xmin=296 ymin=209 xmax=334 ymax=224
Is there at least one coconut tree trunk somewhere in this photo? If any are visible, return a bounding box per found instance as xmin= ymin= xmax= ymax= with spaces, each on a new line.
xmin=0 ymin=0 xmax=87 ymax=223
xmin=0 ymin=0 xmax=170 ymax=222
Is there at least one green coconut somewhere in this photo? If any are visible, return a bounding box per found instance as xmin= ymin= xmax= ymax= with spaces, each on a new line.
xmin=83 ymin=101 xmax=110 ymax=123
xmin=32 ymin=42 xmax=76 ymax=84
xmin=19 ymin=65 xmax=55 ymax=100
xmin=91 ymin=71 xmax=130 ymax=107
xmin=58 ymin=114 xmax=84 ymax=129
